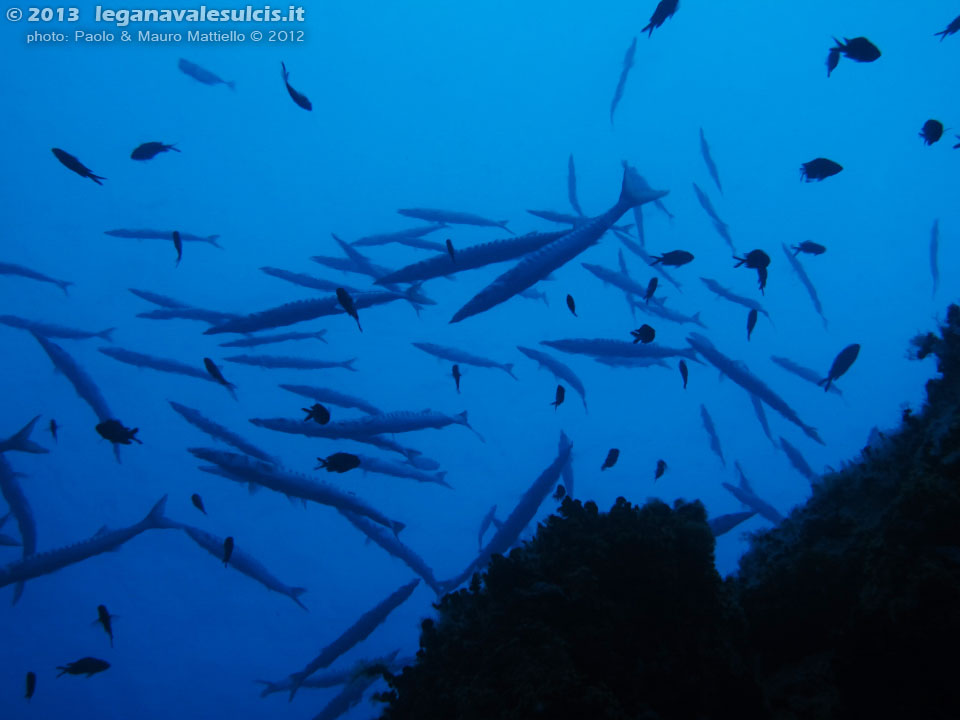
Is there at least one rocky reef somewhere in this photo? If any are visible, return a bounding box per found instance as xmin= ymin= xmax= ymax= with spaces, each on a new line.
xmin=375 ymin=307 xmax=960 ymax=720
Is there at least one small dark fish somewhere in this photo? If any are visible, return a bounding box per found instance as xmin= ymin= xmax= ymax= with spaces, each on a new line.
xmin=191 ymin=493 xmax=206 ymax=515
xmin=51 ymin=148 xmax=106 ymax=185
xmin=642 ymin=0 xmax=679 ymax=36
xmin=452 ymin=364 xmax=462 ymax=394
xmin=734 ymin=250 xmax=771 ymax=294
xmin=172 ymin=230 xmax=183 ymax=266
xmin=935 ymin=15 xmax=960 ymax=41
xmin=335 ymin=287 xmax=362 ymax=332
xmin=566 ymin=294 xmax=577 ymax=317
xmin=955 ymin=135 xmax=960 ymax=150
xmin=654 ymin=459 xmax=667 ymax=480
xmin=49 ymin=419 xmax=58 ymax=442
xmin=203 ymin=357 xmax=237 ymax=397
xmin=651 ymin=250 xmax=694 ymax=267
xmin=223 ymin=536 xmax=234 ymax=567
xmin=920 ymin=120 xmax=944 ymax=146
xmin=25 ymin=671 xmax=36 ymax=699
xmin=551 ymin=384 xmax=565 ymax=410
xmin=178 ymin=58 xmax=235 ymax=89
xmin=747 ymin=308 xmax=758 ymax=341
xmin=130 ymin=142 xmax=180 ymax=161
xmin=679 ymin=360 xmax=688 ymax=389
xmin=281 ymin=61 xmax=312 ymax=111
xmin=644 ymin=277 xmax=658 ymax=303
xmin=315 ymin=452 xmax=361 ymax=473
xmin=601 ymin=448 xmax=620 ymax=470
xmin=792 ymin=241 xmax=826 ymax=256
xmin=302 ymin=403 xmax=331 ymax=425
xmin=446 ymin=239 xmax=456 ymax=262
xmin=819 ymin=343 xmax=860 ymax=392
xmin=95 ymin=604 xmax=115 ymax=648
xmin=631 ymin=324 xmax=656 ymax=344
xmin=95 ymin=419 xmax=141 ymax=445
xmin=800 ymin=158 xmax=843 ymax=182
xmin=553 ymin=484 xmax=566 ymax=501
xmin=832 ymin=36 xmax=881 ymax=64
xmin=56 ymin=657 xmax=110 ymax=678
xmin=826 ymin=46 xmax=840 ymax=77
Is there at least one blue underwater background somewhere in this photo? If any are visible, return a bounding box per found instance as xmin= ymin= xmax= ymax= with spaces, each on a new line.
xmin=0 ymin=1 xmax=957 ymax=717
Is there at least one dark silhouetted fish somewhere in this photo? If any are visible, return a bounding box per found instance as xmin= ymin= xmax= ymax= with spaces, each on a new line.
xmin=169 ymin=401 xmax=277 ymax=464
xmin=222 ymin=536 xmax=234 ymax=567
xmin=1 ymin=455 xmax=37 ymax=603
xmin=452 ymin=364 xmax=461 ymax=393
xmin=566 ymin=294 xmax=577 ymax=316
xmin=749 ymin=393 xmax=776 ymax=446
xmin=412 ymin=342 xmax=516 ymax=379
xmin=191 ymin=493 xmax=206 ymax=514
xmin=642 ymin=0 xmax=679 ymax=36
xmin=700 ymin=277 xmax=770 ymax=319
xmin=179 ymin=524 xmax=307 ymax=609
xmin=0 ymin=262 xmax=72 ymax=294
xmin=631 ymin=324 xmax=655 ymax=344
xmin=601 ymin=448 xmax=619 ymax=470
xmin=610 ymin=37 xmax=637 ymax=125
xmin=930 ymin=219 xmax=940 ymax=298
xmin=679 ymin=360 xmax=688 ymax=389
xmin=445 ymin=238 xmax=456 ymax=263
xmin=352 ymin=224 xmax=445 ymax=247
xmin=95 ymin=604 xmax=115 ymax=647
xmin=178 ymin=58 xmax=234 ymax=89
xmin=692 ymin=183 xmax=734 ymax=252
xmin=131 ymin=142 xmax=179 ymax=160
xmin=650 ymin=250 xmax=694 ymax=267
xmin=98 ymin=347 xmax=235 ymax=398
xmin=108 ymin=229 xmax=222 ymax=248
xmin=49 ymin=419 xmax=58 ymax=443
xmin=551 ymin=384 xmax=565 ymax=410
xmin=654 ymin=459 xmax=667 ymax=480
xmin=0 ymin=416 xmax=47 ymax=455
xmin=779 ymin=437 xmax=818 ymax=485
xmin=800 ymin=158 xmax=843 ymax=181
xmin=700 ymin=404 xmax=726 ymax=467
xmin=568 ymin=154 xmax=584 ymax=216
xmin=770 ymin=355 xmax=842 ymax=396
xmin=830 ymin=37 xmax=881 ymax=71
xmin=219 ymin=329 xmax=328 ymax=348
xmin=632 ymin=298 xmax=706 ymax=328
xmin=699 ymin=128 xmax=723 ymax=194
xmin=281 ymin=61 xmax=312 ymax=110
xmin=723 ymin=478 xmax=783 ymax=525
xmin=708 ymin=510 xmax=756 ymax=537
xmin=747 ymin=308 xmax=758 ymax=341
xmin=96 ymin=419 xmax=141 ymax=445
xmin=733 ymin=249 xmax=771 ymax=294
xmin=516 ymin=346 xmax=588 ymax=411
xmin=335 ymin=288 xmax=362 ymax=332
xmin=224 ymin=354 xmax=356 ymax=372
xmin=354 ymin=454 xmax=450 ymax=488
xmin=792 ymin=241 xmax=826 ymax=256
xmin=203 ymin=357 xmax=238 ymax=398
xmin=541 ymin=337 xmax=698 ymax=362
xmin=51 ymin=148 xmax=105 ymax=185
xmin=397 ymin=208 xmax=512 ymax=234
xmin=315 ymin=453 xmax=362 ymax=473
xmin=303 ymin=403 xmax=331 ymax=425
xmin=284 ymin=579 xmax=421 ymax=700
xmin=920 ymin=119 xmax=944 ymax=146
xmin=553 ymin=484 xmax=565 ymax=501
xmin=56 ymin=657 xmax=110 ymax=678
xmin=172 ymin=230 xmax=182 ymax=266
xmin=818 ymin=343 xmax=860 ymax=392
xmin=782 ymin=243 xmax=827 ymax=327
xmin=25 ymin=671 xmax=35 ymax=699
xmin=644 ymin=277 xmax=657 ymax=303
xmin=935 ymin=14 xmax=960 ymax=41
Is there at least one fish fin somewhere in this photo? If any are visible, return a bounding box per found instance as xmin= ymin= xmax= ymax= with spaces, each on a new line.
xmin=256 ymin=680 xmax=282 ymax=698
xmin=503 ymin=363 xmax=518 ymax=380
xmin=97 ymin=328 xmax=116 ymax=342
xmin=56 ymin=280 xmax=74 ymax=295
xmin=343 ymin=358 xmax=358 ymax=371
xmin=12 ymin=581 xmax=25 ymax=605
xmin=144 ymin=495 xmax=169 ymax=528
xmin=0 ymin=415 xmax=48 ymax=455
xmin=434 ymin=471 xmax=452 ymax=488
xmin=289 ymin=587 xmax=308 ymax=611
xmin=497 ymin=220 xmax=515 ymax=235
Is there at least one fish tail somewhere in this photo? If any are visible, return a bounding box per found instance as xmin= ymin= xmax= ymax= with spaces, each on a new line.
xmin=206 ymin=235 xmax=223 ymax=249
xmin=0 ymin=415 xmax=48 ymax=455
xmin=57 ymin=280 xmax=74 ymax=295
xmin=287 ymin=672 xmax=305 ymax=702
xmin=314 ymin=331 xmax=328 ymax=344
xmin=12 ymin=581 xmax=25 ymax=605
xmin=503 ymin=363 xmax=518 ymax=380
xmin=226 ymin=80 xmax=236 ymax=91
xmin=343 ymin=358 xmax=358 ymax=371
xmin=143 ymin=495 xmax=169 ymax=529
xmin=168 ymin=144 xmax=181 ymax=153
xmin=289 ymin=587 xmax=308 ymax=611
xmin=256 ymin=680 xmax=282 ymax=698
xmin=392 ymin=520 xmax=406 ymax=536
xmin=434 ymin=471 xmax=452 ymax=488
xmin=98 ymin=328 xmax=116 ymax=342
xmin=458 ymin=411 xmax=486 ymax=443
xmin=89 ymin=174 xmax=106 ymax=185
xmin=497 ymin=220 xmax=515 ymax=235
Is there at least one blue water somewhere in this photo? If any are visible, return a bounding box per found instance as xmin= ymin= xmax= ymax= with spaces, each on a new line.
xmin=1 ymin=1 xmax=956 ymax=717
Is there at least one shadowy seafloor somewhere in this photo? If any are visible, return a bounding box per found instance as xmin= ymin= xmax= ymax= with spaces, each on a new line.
xmin=374 ymin=307 xmax=960 ymax=720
